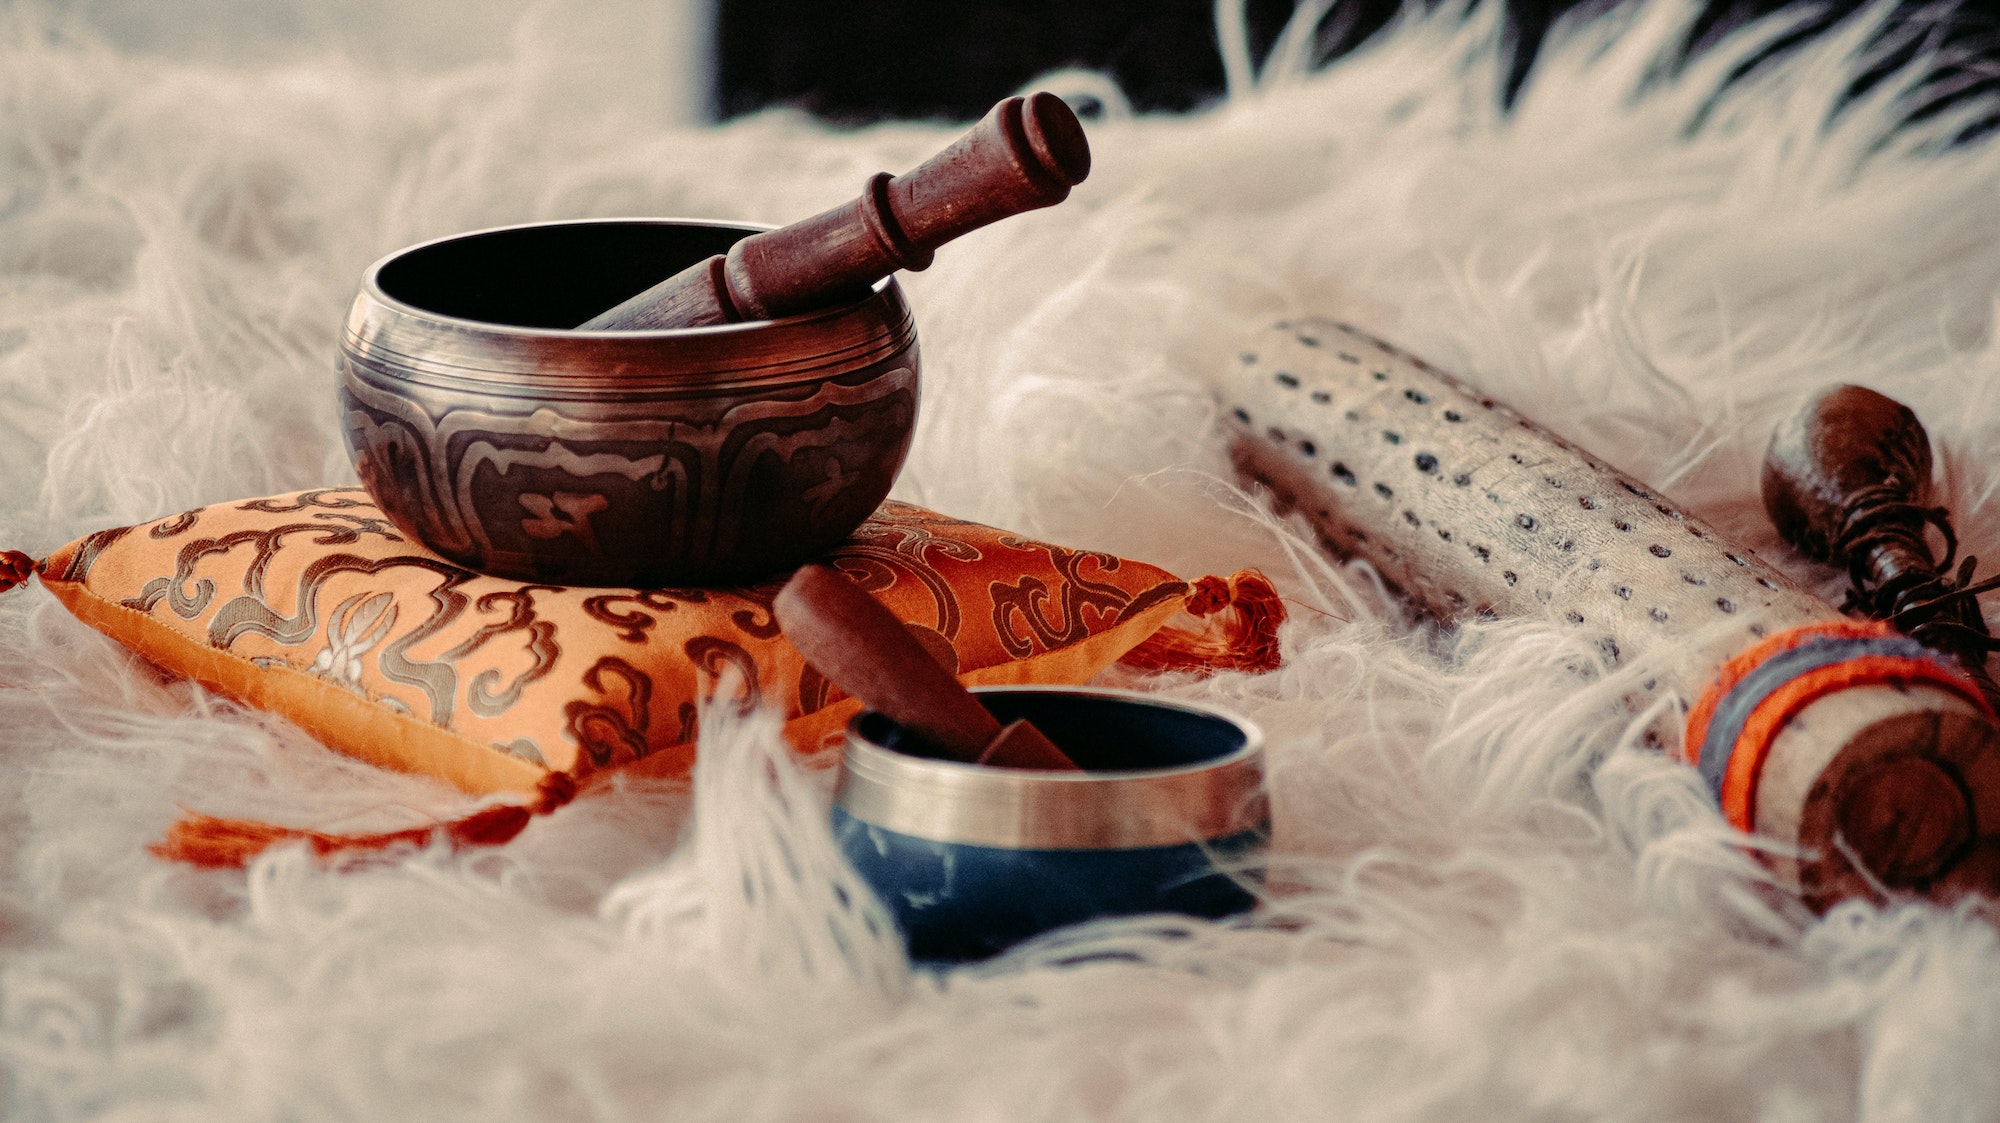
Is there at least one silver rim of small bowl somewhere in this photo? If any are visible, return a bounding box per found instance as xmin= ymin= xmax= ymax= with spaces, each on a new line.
xmin=835 ymin=685 xmax=1268 ymax=851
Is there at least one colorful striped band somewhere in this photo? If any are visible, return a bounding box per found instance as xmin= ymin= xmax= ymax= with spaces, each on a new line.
xmin=1682 ymin=619 xmax=1992 ymax=833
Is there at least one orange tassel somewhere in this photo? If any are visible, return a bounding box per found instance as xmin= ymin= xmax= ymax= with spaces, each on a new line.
xmin=1119 ymin=569 xmax=1286 ymax=677
xmin=151 ymin=772 xmax=578 ymax=869
xmin=0 ymin=550 xmax=34 ymax=595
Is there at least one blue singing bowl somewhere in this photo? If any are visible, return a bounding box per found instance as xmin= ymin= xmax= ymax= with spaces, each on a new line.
xmin=832 ymin=686 xmax=1268 ymax=962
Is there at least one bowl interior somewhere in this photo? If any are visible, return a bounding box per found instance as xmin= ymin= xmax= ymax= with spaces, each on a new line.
xmin=374 ymin=221 xmax=751 ymax=329
xmin=853 ymin=690 xmax=1252 ymax=774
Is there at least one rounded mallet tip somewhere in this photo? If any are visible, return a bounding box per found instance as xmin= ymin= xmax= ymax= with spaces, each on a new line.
xmin=1021 ymin=91 xmax=1091 ymax=186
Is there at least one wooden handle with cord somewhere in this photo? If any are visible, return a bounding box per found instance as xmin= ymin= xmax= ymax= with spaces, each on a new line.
xmin=1221 ymin=316 xmax=2000 ymax=910
xmin=1762 ymin=383 xmax=2000 ymax=710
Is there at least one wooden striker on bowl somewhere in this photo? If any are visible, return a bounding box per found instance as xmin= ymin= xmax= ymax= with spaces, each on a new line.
xmin=1224 ymin=317 xmax=2000 ymax=910
xmin=581 ymin=93 xmax=1091 ymax=331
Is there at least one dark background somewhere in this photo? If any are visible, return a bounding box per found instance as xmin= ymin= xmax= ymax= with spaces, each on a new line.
xmin=715 ymin=0 xmax=1998 ymax=130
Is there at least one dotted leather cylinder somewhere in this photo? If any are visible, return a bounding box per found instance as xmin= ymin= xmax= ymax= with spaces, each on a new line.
xmin=1223 ymin=317 xmax=1838 ymax=728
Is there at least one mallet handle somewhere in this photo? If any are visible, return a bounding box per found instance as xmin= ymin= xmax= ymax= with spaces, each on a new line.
xmin=579 ymin=93 xmax=1090 ymax=331
xmin=774 ymin=564 xmax=1077 ymax=770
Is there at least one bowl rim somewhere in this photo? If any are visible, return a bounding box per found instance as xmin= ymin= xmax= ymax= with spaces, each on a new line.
xmin=357 ymin=216 xmax=900 ymax=341
xmin=846 ymin=684 xmax=1265 ymax=782
xmin=834 ymin=685 xmax=1269 ymax=850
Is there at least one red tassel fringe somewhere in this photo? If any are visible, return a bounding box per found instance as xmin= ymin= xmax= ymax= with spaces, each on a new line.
xmin=0 ymin=550 xmax=35 ymax=595
xmin=151 ymin=771 xmax=578 ymax=870
xmin=1119 ymin=569 xmax=1286 ymax=677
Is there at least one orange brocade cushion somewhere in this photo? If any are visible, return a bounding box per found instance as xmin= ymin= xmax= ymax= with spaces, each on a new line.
xmin=25 ymin=488 xmax=1279 ymax=862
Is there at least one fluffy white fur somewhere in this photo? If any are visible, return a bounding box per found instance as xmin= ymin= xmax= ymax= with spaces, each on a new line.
xmin=5 ymin=1 xmax=2000 ymax=1118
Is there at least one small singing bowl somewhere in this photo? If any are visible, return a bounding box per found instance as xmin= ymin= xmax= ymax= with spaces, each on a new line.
xmin=833 ymin=686 xmax=1268 ymax=963
xmin=338 ymin=219 xmax=919 ymax=586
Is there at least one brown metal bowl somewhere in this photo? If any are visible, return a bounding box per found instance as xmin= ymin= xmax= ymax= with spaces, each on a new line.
xmin=338 ymin=219 xmax=920 ymax=586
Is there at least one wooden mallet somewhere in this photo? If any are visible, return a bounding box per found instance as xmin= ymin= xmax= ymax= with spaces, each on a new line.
xmin=773 ymin=564 xmax=1079 ymax=770
xmin=580 ymin=92 xmax=1091 ymax=331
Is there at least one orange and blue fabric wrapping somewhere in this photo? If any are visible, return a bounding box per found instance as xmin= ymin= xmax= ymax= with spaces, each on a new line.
xmin=1683 ymin=618 xmax=1994 ymax=833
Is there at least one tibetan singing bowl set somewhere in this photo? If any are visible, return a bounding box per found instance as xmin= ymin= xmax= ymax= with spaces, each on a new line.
xmin=335 ymin=87 xmax=2000 ymax=948
xmin=337 ymin=94 xmax=1268 ymax=960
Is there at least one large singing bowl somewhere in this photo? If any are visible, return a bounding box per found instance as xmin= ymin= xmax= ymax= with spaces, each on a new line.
xmin=338 ymin=219 xmax=920 ymax=587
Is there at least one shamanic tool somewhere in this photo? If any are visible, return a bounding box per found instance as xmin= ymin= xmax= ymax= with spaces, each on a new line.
xmin=1762 ymin=383 xmax=2000 ymax=709
xmin=1224 ymin=317 xmax=2000 ymax=909
xmin=774 ymin=564 xmax=1080 ymax=770
xmin=579 ymin=93 xmax=1091 ymax=331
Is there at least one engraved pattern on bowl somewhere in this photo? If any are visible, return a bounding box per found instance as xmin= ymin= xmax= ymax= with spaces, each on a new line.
xmin=338 ymin=219 xmax=921 ymax=586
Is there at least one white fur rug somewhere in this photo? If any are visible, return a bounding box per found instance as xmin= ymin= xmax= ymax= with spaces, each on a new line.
xmin=6 ymin=1 xmax=2000 ymax=1119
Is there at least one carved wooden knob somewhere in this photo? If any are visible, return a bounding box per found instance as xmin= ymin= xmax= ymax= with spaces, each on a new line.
xmin=1762 ymin=383 xmax=1933 ymax=565
xmin=580 ymin=92 xmax=1091 ymax=331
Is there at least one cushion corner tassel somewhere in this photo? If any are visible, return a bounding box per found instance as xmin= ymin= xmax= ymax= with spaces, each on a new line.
xmin=0 ymin=549 xmax=36 ymax=595
xmin=149 ymin=770 xmax=580 ymax=870
xmin=1117 ymin=568 xmax=1287 ymax=677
